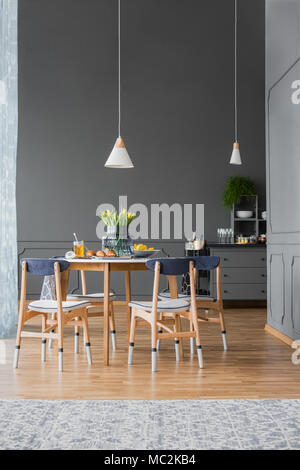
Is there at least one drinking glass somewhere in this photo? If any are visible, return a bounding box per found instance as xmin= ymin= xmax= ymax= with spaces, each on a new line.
xmin=73 ymin=240 xmax=84 ymax=257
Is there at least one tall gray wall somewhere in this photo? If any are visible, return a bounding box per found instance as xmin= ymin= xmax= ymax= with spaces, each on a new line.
xmin=266 ymin=0 xmax=300 ymax=339
xmin=17 ymin=0 xmax=265 ymax=298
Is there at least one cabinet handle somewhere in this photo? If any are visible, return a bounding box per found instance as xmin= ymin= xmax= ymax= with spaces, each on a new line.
xmin=223 ymin=274 xmax=228 ymax=277
xmin=261 ymin=258 xmax=265 ymax=261
xmin=261 ymin=274 xmax=266 ymax=277
xmin=261 ymin=290 xmax=265 ymax=293
xmin=224 ymin=290 xmax=228 ymax=293
xmin=223 ymin=258 xmax=228 ymax=261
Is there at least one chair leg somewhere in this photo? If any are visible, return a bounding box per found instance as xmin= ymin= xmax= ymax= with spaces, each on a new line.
xmin=156 ymin=314 xmax=162 ymax=350
xmin=174 ymin=314 xmax=184 ymax=359
xmin=14 ymin=308 xmax=24 ymax=369
xmin=86 ymin=343 xmax=92 ymax=365
xmin=196 ymin=344 xmax=204 ymax=368
xmin=48 ymin=330 xmax=55 ymax=349
xmin=175 ymin=340 xmax=180 ymax=362
xmin=156 ymin=330 xmax=163 ymax=350
xmin=128 ymin=313 xmax=136 ymax=365
xmin=75 ymin=331 xmax=80 ymax=353
xmin=41 ymin=315 xmax=47 ymax=362
xmin=74 ymin=320 xmax=80 ymax=354
xmin=174 ymin=314 xmax=181 ymax=362
xmin=109 ymin=302 xmax=117 ymax=350
xmin=48 ymin=314 xmax=55 ymax=349
xmin=59 ymin=348 xmax=63 ymax=371
xmin=58 ymin=324 xmax=63 ymax=372
xmin=13 ymin=346 xmax=20 ymax=369
xmin=190 ymin=320 xmax=194 ymax=356
xmin=81 ymin=312 xmax=92 ymax=365
xmin=192 ymin=313 xmax=204 ymax=369
xmin=41 ymin=340 xmax=47 ymax=362
xmin=222 ymin=330 xmax=228 ymax=350
xmin=219 ymin=309 xmax=228 ymax=351
xmin=151 ymin=322 xmax=158 ymax=372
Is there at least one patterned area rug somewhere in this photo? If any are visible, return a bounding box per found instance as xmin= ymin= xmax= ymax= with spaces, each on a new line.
xmin=0 ymin=399 xmax=299 ymax=450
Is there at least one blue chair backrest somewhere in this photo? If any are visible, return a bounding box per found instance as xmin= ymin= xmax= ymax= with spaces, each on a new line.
xmin=146 ymin=257 xmax=191 ymax=275
xmin=20 ymin=258 xmax=70 ymax=276
xmin=189 ymin=256 xmax=220 ymax=271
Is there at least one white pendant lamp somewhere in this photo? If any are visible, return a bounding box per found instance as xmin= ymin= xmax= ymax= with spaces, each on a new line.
xmin=230 ymin=0 xmax=242 ymax=165
xmin=105 ymin=0 xmax=134 ymax=168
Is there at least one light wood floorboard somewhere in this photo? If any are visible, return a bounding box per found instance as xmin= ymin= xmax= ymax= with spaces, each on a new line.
xmin=1 ymin=307 xmax=299 ymax=400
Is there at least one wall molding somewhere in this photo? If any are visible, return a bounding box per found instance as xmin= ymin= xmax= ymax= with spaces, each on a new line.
xmin=267 ymin=56 xmax=300 ymax=235
xmin=17 ymin=244 xmax=80 ymax=296
xmin=269 ymin=253 xmax=285 ymax=324
xmin=291 ymin=255 xmax=300 ymax=334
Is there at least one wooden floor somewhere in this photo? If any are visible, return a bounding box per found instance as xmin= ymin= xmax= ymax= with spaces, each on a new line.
xmin=1 ymin=306 xmax=299 ymax=400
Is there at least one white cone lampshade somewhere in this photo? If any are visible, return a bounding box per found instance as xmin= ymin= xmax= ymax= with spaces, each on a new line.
xmin=230 ymin=141 xmax=242 ymax=165
xmin=105 ymin=137 xmax=134 ymax=168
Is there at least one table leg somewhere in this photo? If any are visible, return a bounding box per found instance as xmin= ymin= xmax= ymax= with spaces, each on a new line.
xmin=168 ymin=275 xmax=184 ymax=358
xmin=60 ymin=269 xmax=70 ymax=301
xmin=104 ymin=263 xmax=110 ymax=366
xmin=125 ymin=270 xmax=131 ymax=340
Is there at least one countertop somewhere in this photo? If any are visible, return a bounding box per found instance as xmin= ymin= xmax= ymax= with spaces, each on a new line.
xmin=206 ymin=243 xmax=267 ymax=248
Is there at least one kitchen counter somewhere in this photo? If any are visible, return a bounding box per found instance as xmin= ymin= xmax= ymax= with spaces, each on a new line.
xmin=207 ymin=242 xmax=266 ymax=248
xmin=208 ymin=244 xmax=267 ymax=301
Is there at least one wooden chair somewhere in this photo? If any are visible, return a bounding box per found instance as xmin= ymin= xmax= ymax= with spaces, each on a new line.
xmin=14 ymin=259 xmax=92 ymax=372
xmin=67 ymin=270 xmax=116 ymax=351
xmin=128 ymin=257 xmax=203 ymax=372
xmin=159 ymin=256 xmax=227 ymax=353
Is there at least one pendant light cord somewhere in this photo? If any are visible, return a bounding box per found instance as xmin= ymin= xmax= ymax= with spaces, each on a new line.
xmin=118 ymin=0 xmax=121 ymax=137
xmin=234 ymin=0 xmax=238 ymax=142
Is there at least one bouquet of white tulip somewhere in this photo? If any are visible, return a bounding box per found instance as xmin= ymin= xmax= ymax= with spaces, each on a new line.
xmin=100 ymin=209 xmax=136 ymax=255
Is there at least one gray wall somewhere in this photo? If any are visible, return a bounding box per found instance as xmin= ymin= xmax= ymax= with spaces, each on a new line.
xmin=17 ymin=0 xmax=265 ymax=298
xmin=266 ymin=0 xmax=300 ymax=339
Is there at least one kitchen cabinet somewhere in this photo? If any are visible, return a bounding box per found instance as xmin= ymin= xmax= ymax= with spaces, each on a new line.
xmin=209 ymin=245 xmax=267 ymax=301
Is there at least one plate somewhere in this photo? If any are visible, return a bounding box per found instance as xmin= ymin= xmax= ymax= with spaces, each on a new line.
xmin=133 ymin=249 xmax=160 ymax=258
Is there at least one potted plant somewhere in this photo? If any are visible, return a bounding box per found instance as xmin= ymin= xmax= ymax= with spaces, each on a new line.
xmin=223 ymin=176 xmax=257 ymax=210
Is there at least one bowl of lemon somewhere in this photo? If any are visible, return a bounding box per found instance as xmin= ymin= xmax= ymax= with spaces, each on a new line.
xmin=133 ymin=244 xmax=160 ymax=258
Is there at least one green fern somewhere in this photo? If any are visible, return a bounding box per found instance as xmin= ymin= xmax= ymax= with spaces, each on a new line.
xmin=223 ymin=176 xmax=257 ymax=210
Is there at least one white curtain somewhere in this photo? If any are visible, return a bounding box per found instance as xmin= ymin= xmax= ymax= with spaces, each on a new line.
xmin=0 ymin=0 xmax=18 ymax=337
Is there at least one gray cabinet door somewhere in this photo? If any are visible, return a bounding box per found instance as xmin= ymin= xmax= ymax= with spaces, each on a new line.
xmin=221 ymin=267 xmax=267 ymax=284
xmin=214 ymin=283 xmax=267 ymax=300
xmin=266 ymin=0 xmax=300 ymax=340
xmin=212 ymin=250 xmax=266 ymax=268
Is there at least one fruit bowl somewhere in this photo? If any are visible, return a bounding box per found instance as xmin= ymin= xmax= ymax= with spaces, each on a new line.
xmin=133 ymin=249 xmax=160 ymax=258
xmin=236 ymin=210 xmax=253 ymax=219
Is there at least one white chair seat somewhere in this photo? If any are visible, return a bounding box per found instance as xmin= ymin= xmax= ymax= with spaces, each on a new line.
xmin=28 ymin=300 xmax=91 ymax=314
xmin=66 ymin=292 xmax=115 ymax=302
xmin=158 ymin=292 xmax=216 ymax=302
xmin=129 ymin=298 xmax=190 ymax=313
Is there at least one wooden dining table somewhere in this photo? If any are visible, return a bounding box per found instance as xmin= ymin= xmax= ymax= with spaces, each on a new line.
xmin=59 ymin=257 xmax=180 ymax=366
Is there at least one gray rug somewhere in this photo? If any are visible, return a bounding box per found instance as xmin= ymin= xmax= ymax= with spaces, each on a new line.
xmin=0 ymin=399 xmax=299 ymax=450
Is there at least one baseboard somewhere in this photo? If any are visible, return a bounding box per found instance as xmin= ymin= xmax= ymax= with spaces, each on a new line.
xmin=264 ymin=324 xmax=293 ymax=347
xmin=224 ymin=300 xmax=267 ymax=308
xmin=21 ymin=299 xmax=128 ymax=307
